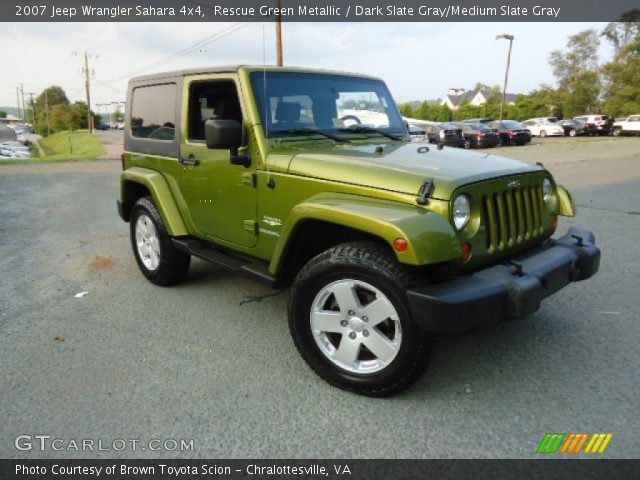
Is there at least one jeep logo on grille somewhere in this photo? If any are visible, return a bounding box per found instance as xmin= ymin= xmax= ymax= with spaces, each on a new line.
xmin=507 ymin=179 xmax=521 ymax=189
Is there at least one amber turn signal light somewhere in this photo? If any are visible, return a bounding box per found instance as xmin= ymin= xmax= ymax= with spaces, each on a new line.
xmin=393 ymin=238 xmax=408 ymax=253
xmin=461 ymin=242 xmax=472 ymax=262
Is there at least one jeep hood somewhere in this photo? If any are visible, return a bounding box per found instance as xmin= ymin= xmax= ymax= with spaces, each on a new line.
xmin=273 ymin=142 xmax=543 ymax=200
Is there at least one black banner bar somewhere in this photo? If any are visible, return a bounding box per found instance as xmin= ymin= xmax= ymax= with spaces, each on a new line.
xmin=1 ymin=459 xmax=639 ymax=480
xmin=3 ymin=0 xmax=640 ymax=22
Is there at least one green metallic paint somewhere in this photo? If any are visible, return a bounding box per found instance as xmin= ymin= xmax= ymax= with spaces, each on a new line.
xmin=178 ymin=73 xmax=258 ymax=247
xmin=556 ymin=185 xmax=576 ymax=217
xmin=120 ymin=65 xmax=578 ymax=279
xmin=285 ymin=141 xmax=544 ymax=200
xmin=268 ymin=192 xmax=461 ymax=274
xmin=121 ymin=166 xmax=189 ymax=236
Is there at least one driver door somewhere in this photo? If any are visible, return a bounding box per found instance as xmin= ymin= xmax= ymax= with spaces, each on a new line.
xmin=178 ymin=75 xmax=258 ymax=248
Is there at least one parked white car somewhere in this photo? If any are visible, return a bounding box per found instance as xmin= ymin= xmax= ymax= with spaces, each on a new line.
xmin=522 ymin=119 xmax=564 ymax=137
xmin=0 ymin=142 xmax=31 ymax=158
xmin=612 ymin=115 xmax=640 ymax=136
xmin=526 ymin=116 xmax=559 ymax=124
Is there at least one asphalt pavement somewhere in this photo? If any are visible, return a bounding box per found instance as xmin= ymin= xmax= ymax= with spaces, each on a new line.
xmin=0 ymin=138 xmax=638 ymax=459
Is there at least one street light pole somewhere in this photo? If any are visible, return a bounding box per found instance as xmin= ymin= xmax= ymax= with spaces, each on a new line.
xmin=448 ymin=88 xmax=465 ymax=121
xmin=496 ymin=34 xmax=514 ymax=125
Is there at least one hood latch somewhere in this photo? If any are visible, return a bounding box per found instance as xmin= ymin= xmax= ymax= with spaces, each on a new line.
xmin=416 ymin=178 xmax=435 ymax=206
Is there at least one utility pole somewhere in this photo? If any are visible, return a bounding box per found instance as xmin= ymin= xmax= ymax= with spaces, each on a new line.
xmin=16 ymin=87 xmax=22 ymax=122
xmin=496 ymin=34 xmax=514 ymax=125
xmin=74 ymin=50 xmax=97 ymax=133
xmin=275 ymin=0 xmax=283 ymax=66
xmin=83 ymin=51 xmax=93 ymax=133
xmin=20 ymin=84 xmax=26 ymax=124
xmin=44 ymin=89 xmax=51 ymax=136
xmin=27 ymin=92 xmax=37 ymax=125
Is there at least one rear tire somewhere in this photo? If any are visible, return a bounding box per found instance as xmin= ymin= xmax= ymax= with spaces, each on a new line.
xmin=130 ymin=196 xmax=191 ymax=286
xmin=464 ymin=138 xmax=472 ymax=149
xmin=288 ymin=242 xmax=432 ymax=397
xmin=539 ymin=130 xmax=547 ymax=138
xmin=612 ymin=128 xmax=622 ymax=137
xmin=569 ymin=129 xmax=577 ymax=137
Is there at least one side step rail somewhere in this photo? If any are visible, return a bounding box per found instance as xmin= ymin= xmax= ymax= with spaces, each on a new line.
xmin=171 ymin=237 xmax=277 ymax=288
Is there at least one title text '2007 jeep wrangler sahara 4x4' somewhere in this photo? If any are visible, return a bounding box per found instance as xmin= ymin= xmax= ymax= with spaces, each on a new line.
xmin=118 ymin=66 xmax=600 ymax=396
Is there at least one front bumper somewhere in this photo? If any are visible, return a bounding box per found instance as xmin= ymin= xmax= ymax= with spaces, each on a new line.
xmin=407 ymin=227 xmax=600 ymax=332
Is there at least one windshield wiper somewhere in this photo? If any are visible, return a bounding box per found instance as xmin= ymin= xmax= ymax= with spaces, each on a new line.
xmin=338 ymin=125 xmax=405 ymax=141
xmin=272 ymin=128 xmax=351 ymax=143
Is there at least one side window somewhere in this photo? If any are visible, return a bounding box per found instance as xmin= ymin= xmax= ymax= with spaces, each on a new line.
xmin=188 ymin=80 xmax=242 ymax=141
xmin=130 ymin=84 xmax=176 ymax=140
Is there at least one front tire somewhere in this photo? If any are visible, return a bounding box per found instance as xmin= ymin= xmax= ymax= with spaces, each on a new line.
xmin=288 ymin=242 xmax=432 ymax=397
xmin=569 ymin=129 xmax=577 ymax=137
xmin=539 ymin=130 xmax=547 ymax=138
xmin=612 ymin=128 xmax=621 ymax=137
xmin=130 ymin=196 xmax=190 ymax=286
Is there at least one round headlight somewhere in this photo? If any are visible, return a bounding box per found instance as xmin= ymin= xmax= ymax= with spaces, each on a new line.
xmin=543 ymin=178 xmax=553 ymax=203
xmin=453 ymin=194 xmax=471 ymax=230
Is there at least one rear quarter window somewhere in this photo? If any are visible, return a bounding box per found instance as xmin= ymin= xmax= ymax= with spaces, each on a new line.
xmin=130 ymin=83 xmax=177 ymax=140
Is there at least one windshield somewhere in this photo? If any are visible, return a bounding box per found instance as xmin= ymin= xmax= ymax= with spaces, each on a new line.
xmin=494 ymin=120 xmax=523 ymax=129
xmin=250 ymin=71 xmax=406 ymax=138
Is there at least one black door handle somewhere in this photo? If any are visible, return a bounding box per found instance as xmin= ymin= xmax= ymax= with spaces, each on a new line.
xmin=179 ymin=155 xmax=199 ymax=166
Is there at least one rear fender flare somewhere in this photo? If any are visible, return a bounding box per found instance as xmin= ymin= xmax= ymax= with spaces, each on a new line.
xmin=120 ymin=167 xmax=188 ymax=236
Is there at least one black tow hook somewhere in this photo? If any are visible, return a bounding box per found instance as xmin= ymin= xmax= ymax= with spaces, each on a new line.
xmin=571 ymin=234 xmax=584 ymax=247
xmin=508 ymin=260 xmax=525 ymax=277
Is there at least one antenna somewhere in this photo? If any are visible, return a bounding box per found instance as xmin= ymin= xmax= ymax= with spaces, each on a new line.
xmin=263 ymin=25 xmax=272 ymax=186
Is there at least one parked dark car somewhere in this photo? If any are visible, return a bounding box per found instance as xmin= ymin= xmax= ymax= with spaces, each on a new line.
xmin=558 ymin=119 xmax=592 ymax=137
xmin=573 ymin=115 xmax=612 ymax=135
xmin=413 ymin=121 xmax=464 ymax=148
xmin=456 ymin=122 xmax=500 ymax=149
xmin=487 ymin=120 xmax=531 ymax=145
xmin=460 ymin=117 xmax=493 ymax=124
xmin=96 ymin=122 xmax=111 ymax=131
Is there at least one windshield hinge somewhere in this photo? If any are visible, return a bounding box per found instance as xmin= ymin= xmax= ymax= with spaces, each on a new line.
xmin=416 ymin=178 xmax=435 ymax=205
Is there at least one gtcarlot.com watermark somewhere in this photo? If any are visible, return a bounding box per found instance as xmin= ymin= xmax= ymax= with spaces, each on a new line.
xmin=15 ymin=434 xmax=194 ymax=452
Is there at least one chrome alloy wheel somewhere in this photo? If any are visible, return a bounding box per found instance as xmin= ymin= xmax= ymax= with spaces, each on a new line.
xmin=135 ymin=214 xmax=161 ymax=271
xmin=310 ymin=279 xmax=402 ymax=374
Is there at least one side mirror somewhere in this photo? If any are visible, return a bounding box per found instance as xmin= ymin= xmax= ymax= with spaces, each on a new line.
xmin=204 ymin=119 xmax=242 ymax=150
xmin=204 ymin=118 xmax=251 ymax=168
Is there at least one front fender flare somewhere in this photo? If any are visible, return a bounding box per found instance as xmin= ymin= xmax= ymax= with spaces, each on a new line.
xmin=120 ymin=167 xmax=188 ymax=236
xmin=269 ymin=193 xmax=461 ymax=275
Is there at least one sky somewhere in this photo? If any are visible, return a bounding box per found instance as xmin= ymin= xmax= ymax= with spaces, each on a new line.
xmin=0 ymin=21 xmax=611 ymax=113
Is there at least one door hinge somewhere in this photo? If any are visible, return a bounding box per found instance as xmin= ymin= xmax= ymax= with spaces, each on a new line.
xmin=242 ymin=172 xmax=257 ymax=187
xmin=244 ymin=219 xmax=258 ymax=234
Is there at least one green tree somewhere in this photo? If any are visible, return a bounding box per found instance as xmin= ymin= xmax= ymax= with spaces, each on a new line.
xmin=549 ymin=29 xmax=600 ymax=86
xmin=601 ymin=19 xmax=640 ymax=116
xmin=49 ymin=104 xmax=71 ymax=131
xmin=34 ymin=86 xmax=69 ymax=113
xmin=601 ymin=15 xmax=640 ymax=54
xmin=548 ymin=29 xmax=601 ymax=116
xmin=398 ymin=103 xmax=413 ymax=117
xmin=0 ymin=110 xmax=6 ymax=119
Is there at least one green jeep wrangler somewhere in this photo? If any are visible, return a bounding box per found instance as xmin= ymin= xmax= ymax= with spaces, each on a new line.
xmin=118 ymin=66 xmax=600 ymax=396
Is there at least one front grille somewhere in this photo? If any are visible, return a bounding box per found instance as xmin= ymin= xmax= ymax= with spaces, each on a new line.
xmin=483 ymin=186 xmax=546 ymax=251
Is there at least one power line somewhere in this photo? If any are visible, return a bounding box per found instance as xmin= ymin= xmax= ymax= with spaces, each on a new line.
xmin=99 ymin=22 xmax=249 ymax=86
